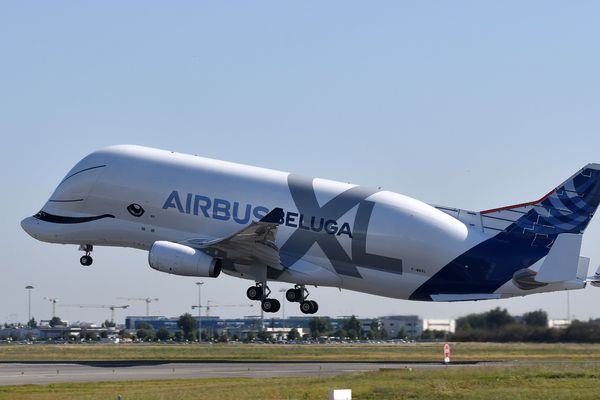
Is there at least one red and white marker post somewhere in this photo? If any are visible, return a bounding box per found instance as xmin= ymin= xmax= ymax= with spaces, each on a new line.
xmin=443 ymin=343 xmax=450 ymax=364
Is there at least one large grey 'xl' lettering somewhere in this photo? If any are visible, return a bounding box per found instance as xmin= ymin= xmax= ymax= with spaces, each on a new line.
xmin=280 ymin=174 xmax=403 ymax=278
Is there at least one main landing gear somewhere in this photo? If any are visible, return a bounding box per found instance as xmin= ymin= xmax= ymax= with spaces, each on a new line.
xmin=287 ymin=285 xmax=318 ymax=314
xmin=246 ymin=282 xmax=280 ymax=313
xmin=79 ymin=244 xmax=93 ymax=266
xmin=246 ymin=282 xmax=319 ymax=314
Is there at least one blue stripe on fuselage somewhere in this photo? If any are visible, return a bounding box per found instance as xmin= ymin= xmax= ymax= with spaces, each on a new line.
xmin=408 ymin=228 xmax=556 ymax=301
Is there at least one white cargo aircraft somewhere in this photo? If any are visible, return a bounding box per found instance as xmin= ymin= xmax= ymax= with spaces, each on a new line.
xmin=21 ymin=145 xmax=600 ymax=314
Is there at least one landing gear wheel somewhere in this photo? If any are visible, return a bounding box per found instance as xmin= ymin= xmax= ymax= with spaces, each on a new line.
xmin=261 ymin=298 xmax=280 ymax=313
xmin=80 ymin=255 xmax=93 ymax=266
xmin=300 ymin=300 xmax=313 ymax=314
xmin=286 ymin=288 xmax=302 ymax=302
xmin=247 ymin=286 xmax=263 ymax=301
xmin=300 ymin=300 xmax=318 ymax=314
xmin=78 ymin=244 xmax=93 ymax=267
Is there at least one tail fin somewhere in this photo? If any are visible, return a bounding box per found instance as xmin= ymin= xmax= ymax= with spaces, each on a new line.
xmin=481 ymin=164 xmax=600 ymax=236
xmin=411 ymin=164 xmax=600 ymax=300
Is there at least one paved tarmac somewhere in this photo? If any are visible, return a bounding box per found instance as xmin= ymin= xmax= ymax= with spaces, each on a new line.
xmin=0 ymin=361 xmax=478 ymax=386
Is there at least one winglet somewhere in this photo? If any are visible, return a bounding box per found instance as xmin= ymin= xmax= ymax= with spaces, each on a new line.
xmin=260 ymin=207 xmax=285 ymax=224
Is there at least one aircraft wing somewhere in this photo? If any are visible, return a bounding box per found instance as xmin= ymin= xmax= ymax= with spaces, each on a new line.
xmin=183 ymin=208 xmax=285 ymax=270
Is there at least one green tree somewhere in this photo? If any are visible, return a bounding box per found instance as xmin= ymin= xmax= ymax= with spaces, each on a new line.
xmin=523 ymin=310 xmax=548 ymax=327
xmin=49 ymin=317 xmax=64 ymax=327
xmin=421 ymin=329 xmax=434 ymax=339
xmin=257 ymin=330 xmax=271 ymax=342
xmin=485 ymin=307 xmax=514 ymax=328
xmin=83 ymin=330 xmax=98 ymax=341
xmin=217 ymin=332 xmax=229 ymax=343
xmin=245 ymin=331 xmax=255 ymax=342
xmin=102 ymin=320 xmax=116 ymax=328
xmin=136 ymin=328 xmax=152 ymax=341
xmin=433 ymin=330 xmax=446 ymax=339
xmin=422 ymin=330 xmax=446 ymax=340
xmin=456 ymin=308 xmax=514 ymax=331
xmin=177 ymin=313 xmax=197 ymax=341
xmin=118 ymin=329 xmax=131 ymax=340
xmin=287 ymin=328 xmax=301 ymax=341
xmin=308 ymin=317 xmax=331 ymax=338
xmin=27 ymin=317 xmax=37 ymax=329
xmin=380 ymin=327 xmax=388 ymax=340
xmin=156 ymin=327 xmax=171 ymax=341
xmin=456 ymin=314 xmax=485 ymax=330
xmin=333 ymin=328 xmax=347 ymax=338
xmin=561 ymin=320 xmax=600 ymax=342
xmin=368 ymin=320 xmax=381 ymax=339
xmin=397 ymin=327 xmax=407 ymax=339
xmin=343 ymin=316 xmax=362 ymax=340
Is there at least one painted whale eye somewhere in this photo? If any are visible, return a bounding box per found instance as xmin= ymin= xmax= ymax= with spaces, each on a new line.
xmin=127 ymin=203 xmax=145 ymax=217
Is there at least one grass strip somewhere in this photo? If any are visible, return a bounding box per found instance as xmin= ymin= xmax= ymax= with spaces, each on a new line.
xmin=1 ymin=364 xmax=599 ymax=399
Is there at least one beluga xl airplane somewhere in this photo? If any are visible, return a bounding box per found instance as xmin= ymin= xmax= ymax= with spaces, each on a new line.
xmin=21 ymin=145 xmax=600 ymax=314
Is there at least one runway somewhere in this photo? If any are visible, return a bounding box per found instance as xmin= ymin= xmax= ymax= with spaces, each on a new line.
xmin=0 ymin=360 xmax=480 ymax=386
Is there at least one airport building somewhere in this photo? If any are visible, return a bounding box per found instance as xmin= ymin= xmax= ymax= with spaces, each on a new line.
xmin=124 ymin=314 xmax=454 ymax=339
xmin=422 ymin=319 xmax=456 ymax=334
xmin=0 ymin=326 xmax=120 ymax=341
xmin=380 ymin=315 xmax=422 ymax=338
xmin=1 ymin=314 xmax=456 ymax=341
xmin=125 ymin=315 xmax=317 ymax=339
xmin=548 ymin=319 xmax=572 ymax=329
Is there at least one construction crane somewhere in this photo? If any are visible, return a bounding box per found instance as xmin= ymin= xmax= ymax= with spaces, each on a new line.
xmin=117 ymin=297 xmax=158 ymax=316
xmin=60 ymin=304 xmax=129 ymax=323
xmin=192 ymin=300 xmax=254 ymax=317
xmin=43 ymin=297 xmax=59 ymax=318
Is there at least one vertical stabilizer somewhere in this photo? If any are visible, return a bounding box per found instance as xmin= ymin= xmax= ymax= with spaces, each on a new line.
xmin=480 ymin=164 xmax=600 ymax=237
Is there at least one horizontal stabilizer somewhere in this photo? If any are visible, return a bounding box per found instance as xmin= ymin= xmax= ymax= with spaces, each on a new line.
xmin=577 ymin=256 xmax=590 ymax=280
xmin=535 ymin=234 xmax=582 ymax=283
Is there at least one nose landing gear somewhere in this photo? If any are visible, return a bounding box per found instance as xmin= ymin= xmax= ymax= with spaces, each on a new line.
xmin=286 ymin=285 xmax=318 ymax=314
xmin=79 ymin=244 xmax=93 ymax=266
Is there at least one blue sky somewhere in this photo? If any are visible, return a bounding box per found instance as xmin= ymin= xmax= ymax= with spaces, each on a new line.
xmin=1 ymin=2 xmax=600 ymax=324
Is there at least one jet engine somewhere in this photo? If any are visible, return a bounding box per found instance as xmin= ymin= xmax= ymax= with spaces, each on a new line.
xmin=148 ymin=241 xmax=222 ymax=277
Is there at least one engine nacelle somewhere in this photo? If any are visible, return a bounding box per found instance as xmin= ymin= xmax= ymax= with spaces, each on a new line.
xmin=148 ymin=241 xmax=221 ymax=277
